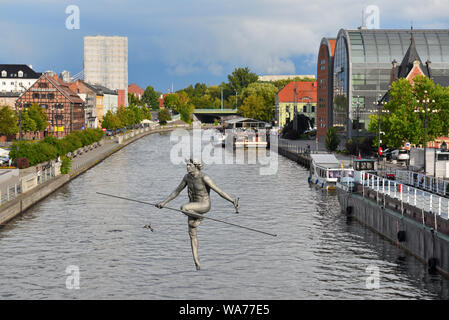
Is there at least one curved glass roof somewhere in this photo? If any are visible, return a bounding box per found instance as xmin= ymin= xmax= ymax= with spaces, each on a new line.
xmin=338 ymin=29 xmax=449 ymax=65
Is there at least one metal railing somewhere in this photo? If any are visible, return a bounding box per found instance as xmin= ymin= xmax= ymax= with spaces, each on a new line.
xmin=0 ymin=182 xmax=22 ymax=204
xmin=393 ymin=170 xmax=449 ymax=197
xmin=361 ymin=172 xmax=449 ymax=230
xmin=278 ymin=140 xmax=325 ymax=155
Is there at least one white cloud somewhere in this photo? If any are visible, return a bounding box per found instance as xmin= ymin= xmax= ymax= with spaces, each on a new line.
xmin=2 ymin=0 xmax=449 ymax=82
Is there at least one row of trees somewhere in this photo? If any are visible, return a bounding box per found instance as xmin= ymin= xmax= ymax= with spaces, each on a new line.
xmin=0 ymin=104 xmax=48 ymax=138
xmin=101 ymin=104 xmax=152 ymax=131
xmin=128 ymin=86 xmax=162 ymax=110
xmin=158 ymin=67 xmax=316 ymax=124
xmin=10 ymin=128 xmax=104 ymax=168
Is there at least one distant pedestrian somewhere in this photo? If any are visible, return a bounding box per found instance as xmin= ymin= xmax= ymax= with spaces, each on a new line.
xmin=37 ymin=168 xmax=41 ymax=183
xmin=8 ymin=158 xmax=12 ymax=167
xmin=306 ymin=144 xmax=311 ymax=154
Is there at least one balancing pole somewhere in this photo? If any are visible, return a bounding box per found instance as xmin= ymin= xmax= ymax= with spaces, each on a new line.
xmin=96 ymin=192 xmax=277 ymax=237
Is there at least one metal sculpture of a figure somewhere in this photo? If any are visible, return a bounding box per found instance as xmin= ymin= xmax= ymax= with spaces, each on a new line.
xmin=156 ymin=158 xmax=239 ymax=270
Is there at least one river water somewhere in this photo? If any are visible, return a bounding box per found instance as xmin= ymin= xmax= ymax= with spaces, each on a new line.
xmin=1 ymin=130 xmax=449 ymax=300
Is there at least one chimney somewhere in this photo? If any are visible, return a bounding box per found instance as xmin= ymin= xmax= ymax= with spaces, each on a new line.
xmin=28 ymin=64 xmax=33 ymax=70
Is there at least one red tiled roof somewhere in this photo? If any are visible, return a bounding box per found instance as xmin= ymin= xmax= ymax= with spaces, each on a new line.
xmin=128 ymin=83 xmax=144 ymax=96
xmin=47 ymin=75 xmax=84 ymax=104
xmin=277 ymin=81 xmax=317 ymax=103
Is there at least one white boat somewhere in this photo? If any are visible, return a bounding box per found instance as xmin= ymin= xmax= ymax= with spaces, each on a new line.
xmin=223 ymin=130 xmax=268 ymax=149
xmin=309 ymin=154 xmax=353 ymax=190
xmin=234 ymin=135 xmax=268 ymax=148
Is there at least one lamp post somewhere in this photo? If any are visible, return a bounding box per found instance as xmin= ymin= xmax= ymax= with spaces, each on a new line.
xmin=373 ymin=96 xmax=388 ymax=164
xmin=353 ymin=96 xmax=363 ymax=157
xmin=414 ymin=90 xmax=437 ymax=175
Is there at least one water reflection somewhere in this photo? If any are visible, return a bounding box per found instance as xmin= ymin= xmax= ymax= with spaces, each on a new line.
xmin=0 ymin=131 xmax=448 ymax=299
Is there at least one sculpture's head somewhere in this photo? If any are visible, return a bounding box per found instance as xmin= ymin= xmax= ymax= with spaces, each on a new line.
xmin=185 ymin=158 xmax=203 ymax=173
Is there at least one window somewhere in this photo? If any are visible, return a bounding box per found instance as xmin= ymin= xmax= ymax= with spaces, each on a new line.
xmin=47 ymin=93 xmax=54 ymax=100
xmin=33 ymin=93 xmax=40 ymax=99
xmin=320 ymin=65 xmax=326 ymax=70
xmin=41 ymin=94 xmax=47 ymax=99
xmin=38 ymin=83 xmax=49 ymax=88
xmin=311 ymin=106 xmax=315 ymax=113
xmin=303 ymin=106 xmax=307 ymax=112
xmin=18 ymin=71 xmax=23 ymax=77
xmin=1 ymin=70 xmax=6 ymax=77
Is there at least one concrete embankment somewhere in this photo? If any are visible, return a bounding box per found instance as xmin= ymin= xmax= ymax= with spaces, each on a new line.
xmin=338 ymin=189 xmax=449 ymax=276
xmin=0 ymin=124 xmax=212 ymax=226
xmin=277 ymin=139 xmax=449 ymax=276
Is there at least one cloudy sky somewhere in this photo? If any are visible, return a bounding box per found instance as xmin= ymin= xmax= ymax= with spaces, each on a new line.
xmin=1 ymin=0 xmax=448 ymax=92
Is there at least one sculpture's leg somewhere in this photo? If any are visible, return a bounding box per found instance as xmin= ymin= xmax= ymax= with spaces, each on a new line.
xmin=188 ymin=219 xmax=201 ymax=270
xmin=182 ymin=202 xmax=208 ymax=271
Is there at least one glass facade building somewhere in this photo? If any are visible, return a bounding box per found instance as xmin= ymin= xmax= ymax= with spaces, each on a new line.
xmin=332 ymin=29 xmax=449 ymax=140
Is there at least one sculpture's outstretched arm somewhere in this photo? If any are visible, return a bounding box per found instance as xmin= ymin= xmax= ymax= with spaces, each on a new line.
xmin=203 ymin=175 xmax=239 ymax=212
xmin=156 ymin=177 xmax=187 ymax=208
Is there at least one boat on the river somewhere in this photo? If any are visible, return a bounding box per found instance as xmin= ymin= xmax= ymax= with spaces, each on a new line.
xmin=222 ymin=117 xmax=270 ymax=149
xmin=309 ymin=153 xmax=353 ymax=190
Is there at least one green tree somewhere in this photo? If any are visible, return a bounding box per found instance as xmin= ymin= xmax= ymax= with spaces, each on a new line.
xmin=325 ymin=127 xmax=341 ymax=152
xmin=158 ymin=109 xmax=171 ymax=125
xmin=27 ymin=103 xmax=49 ymax=133
xmin=163 ymin=93 xmax=180 ymax=111
xmin=142 ymin=85 xmax=161 ymax=110
xmin=238 ymin=95 xmax=268 ymax=121
xmin=368 ymin=76 xmax=449 ymax=149
xmin=0 ymin=106 xmax=19 ymax=136
xmin=175 ymin=92 xmax=194 ymax=124
xmin=227 ymin=67 xmax=259 ymax=97
xmin=101 ymin=110 xmax=122 ymax=131
xmin=241 ymin=82 xmax=277 ymax=118
xmin=20 ymin=111 xmax=37 ymax=135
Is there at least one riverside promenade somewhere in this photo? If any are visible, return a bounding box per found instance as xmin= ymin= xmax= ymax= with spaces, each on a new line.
xmin=0 ymin=122 xmax=216 ymax=226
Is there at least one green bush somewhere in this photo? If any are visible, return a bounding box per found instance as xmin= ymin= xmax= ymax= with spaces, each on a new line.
xmin=10 ymin=128 xmax=104 ymax=166
xmin=60 ymin=156 xmax=72 ymax=174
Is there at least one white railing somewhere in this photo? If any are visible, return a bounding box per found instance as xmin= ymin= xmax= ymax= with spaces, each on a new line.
xmin=394 ymin=170 xmax=449 ymax=197
xmin=362 ymin=173 xmax=449 ymax=230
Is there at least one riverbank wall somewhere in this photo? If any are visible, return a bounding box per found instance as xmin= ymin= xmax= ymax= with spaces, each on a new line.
xmin=337 ymin=189 xmax=449 ymax=276
xmin=277 ymin=138 xmax=449 ymax=276
xmin=0 ymin=124 xmax=216 ymax=226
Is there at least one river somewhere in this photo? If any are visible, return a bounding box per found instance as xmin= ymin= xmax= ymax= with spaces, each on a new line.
xmin=0 ymin=130 xmax=449 ymax=299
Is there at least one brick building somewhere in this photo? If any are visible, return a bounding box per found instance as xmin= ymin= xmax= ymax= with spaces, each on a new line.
xmin=316 ymin=38 xmax=336 ymax=142
xmin=128 ymin=83 xmax=144 ymax=100
xmin=16 ymin=74 xmax=85 ymax=138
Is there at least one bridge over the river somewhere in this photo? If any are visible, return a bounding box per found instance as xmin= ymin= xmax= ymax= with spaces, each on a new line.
xmin=193 ymin=108 xmax=238 ymax=123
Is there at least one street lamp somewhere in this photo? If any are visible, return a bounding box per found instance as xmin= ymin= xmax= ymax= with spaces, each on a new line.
xmin=414 ymin=90 xmax=437 ymax=175
xmin=353 ymin=96 xmax=363 ymax=157
xmin=373 ymin=96 xmax=388 ymax=164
